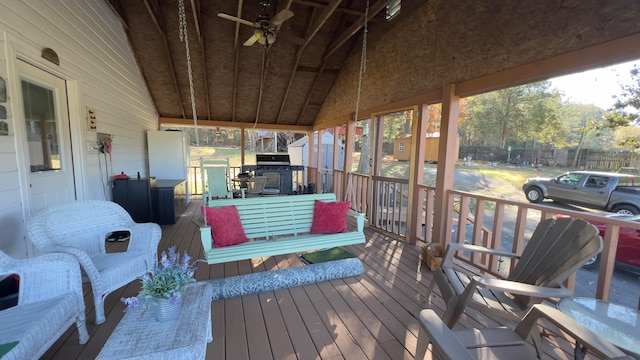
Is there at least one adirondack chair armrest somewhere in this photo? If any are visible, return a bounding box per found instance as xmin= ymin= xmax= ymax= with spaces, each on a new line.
xmin=516 ymin=304 xmax=631 ymax=359
xmin=350 ymin=212 xmax=365 ymax=232
xmin=416 ymin=309 xmax=476 ymax=360
xmin=471 ymin=277 xmax=573 ymax=298
xmin=442 ymin=243 xmax=521 ymax=267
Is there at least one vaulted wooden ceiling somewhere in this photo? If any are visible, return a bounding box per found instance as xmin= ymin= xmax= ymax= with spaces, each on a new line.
xmin=105 ymin=0 xmax=400 ymax=129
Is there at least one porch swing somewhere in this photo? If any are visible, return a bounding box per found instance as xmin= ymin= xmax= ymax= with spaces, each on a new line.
xmin=177 ymin=0 xmax=367 ymax=265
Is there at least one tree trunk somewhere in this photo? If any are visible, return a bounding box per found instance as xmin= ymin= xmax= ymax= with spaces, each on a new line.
xmin=356 ymin=135 xmax=370 ymax=174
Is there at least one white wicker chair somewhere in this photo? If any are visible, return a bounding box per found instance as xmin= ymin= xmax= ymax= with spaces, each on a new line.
xmin=27 ymin=200 xmax=161 ymax=324
xmin=0 ymin=251 xmax=89 ymax=359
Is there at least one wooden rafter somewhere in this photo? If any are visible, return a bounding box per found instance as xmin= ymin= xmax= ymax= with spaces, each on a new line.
xmin=297 ymin=65 xmax=340 ymax=74
xmin=231 ymin=0 xmax=244 ymax=122
xmin=323 ymin=0 xmax=391 ymax=61
xmin=105 ymin=0 xmax=129 ymax=31
xmin=190 ymin=0 xmax=201 ymax=42
xmin=293 ymin=0 xmax=366 ymax=17
xmin=189 ymin=0 xmax=211 ymax=120
xmin=143 ymin=0 xmax=186 ymax=118
xmin=254 ymin=0 xmax=294 ymax=124
xmin=276 ymin=0 xmax=341 ymax=124
xmin=296 ymin=10 xmax=349 ymax=125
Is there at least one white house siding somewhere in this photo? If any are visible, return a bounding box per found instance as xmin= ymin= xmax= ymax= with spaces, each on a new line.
xmin=0 ymin=0 xmax=157 ymax=257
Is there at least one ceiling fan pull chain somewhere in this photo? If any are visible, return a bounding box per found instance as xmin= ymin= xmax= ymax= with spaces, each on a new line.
xmin=178 ymin=0 xmax=209 ymax=219
xmin=353 ymin=0 xmax=370 ymax=123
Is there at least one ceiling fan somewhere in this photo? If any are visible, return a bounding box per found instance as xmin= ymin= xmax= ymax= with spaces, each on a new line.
xmin=218 ymin=0 xmax=297 ymax=47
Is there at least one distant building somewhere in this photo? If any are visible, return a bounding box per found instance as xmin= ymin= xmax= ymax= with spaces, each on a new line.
xmin=393 ymin=132 xmax=460 ymax=163
xmin=288 ymin=132 xmax=345 ymax=191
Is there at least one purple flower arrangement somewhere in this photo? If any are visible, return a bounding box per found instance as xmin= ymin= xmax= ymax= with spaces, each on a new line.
xmin=121 ymin=246 xmax=200 ymax=310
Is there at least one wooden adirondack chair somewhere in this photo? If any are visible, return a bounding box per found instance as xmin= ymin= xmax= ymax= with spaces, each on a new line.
xmin=204 ymin=159 xmax=233 ymax=200
xmin=423 ymin=217 xmax=602 ymax=328
xmin=415 ymin=304 xmax=632 ymax=360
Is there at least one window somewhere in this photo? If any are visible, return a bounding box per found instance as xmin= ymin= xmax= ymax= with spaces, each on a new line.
xmin=22 ymin=80 xmax=61 ymax=172
xmin=398 ymin=142 xmax=405 ymax=151
xmin=558 ymin=173 xmax=584 ymax=185
xmin=585 ymin=176 xmax=609 ymax=188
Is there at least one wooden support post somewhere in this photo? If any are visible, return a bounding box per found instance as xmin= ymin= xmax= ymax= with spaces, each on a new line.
xmin=433 ymin=84 xmax=460 ymax=247
xmin=407 ymin=105 xmax=426 ymax=245
xmin=343 ymin=120 xmax=356 ymax=202
xmin=333 ymin=125 xmax=341 ymax=194
xmin=317 ymin=129 xmax=324 ymax=192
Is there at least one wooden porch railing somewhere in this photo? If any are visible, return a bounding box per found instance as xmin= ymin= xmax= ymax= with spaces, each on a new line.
xmin=346 ymin=174 xmax=639 ymax=302
xmin=192 ymin=162 xmax=635 ymax=302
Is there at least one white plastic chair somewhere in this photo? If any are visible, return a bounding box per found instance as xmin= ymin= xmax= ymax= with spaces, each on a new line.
xmin=0 ymin=251 xmax=89 ymax=359
xmin=27 ymin=200 xmax=161 ymax=324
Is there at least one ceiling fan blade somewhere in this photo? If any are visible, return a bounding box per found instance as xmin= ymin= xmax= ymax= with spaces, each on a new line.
xmin=243 ymin=32 xmax=261 ymax=46
xmin=217 ymin=13 xmax=257 ymax=28
xmin=269 ymin=9 xmax=294 ymax=26
xmin=276 ymin=30 xmax=305 ymax=45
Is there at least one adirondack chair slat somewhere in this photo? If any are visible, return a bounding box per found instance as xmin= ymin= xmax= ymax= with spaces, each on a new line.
xmin=424 ymin=217 xmax=602 ymax=328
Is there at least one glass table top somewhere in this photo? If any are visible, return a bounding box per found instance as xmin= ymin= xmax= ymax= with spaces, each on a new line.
xmin=557 ymin=297 xmax=640 ymax=356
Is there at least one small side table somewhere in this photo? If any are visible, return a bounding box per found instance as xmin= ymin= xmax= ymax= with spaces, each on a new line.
xmin=97 ymin=282 xmax=213 ymax=359
xmin=557 ymin=297 xmax=640 ymax=358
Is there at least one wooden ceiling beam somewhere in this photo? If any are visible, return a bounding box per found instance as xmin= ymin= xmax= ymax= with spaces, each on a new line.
xmin=293 ymin=0 xmax=365 ymax=17
xmin=160 ymin=117 xmax=312 ymax=131
xmin=189 ymin=0 xmax=201 ymax=43
xmin=231 ymin=0 xmax=244 ymax=122
xmin=142 ymin=0 xmax=162 ymax=34
xmin=297 ymin=65 xmax=339 ymax=74
xmin=254 ymin=0 xmax=295 ymax=124
xmin=105 ymin=0 xmax=129 ymax=31
xmin=143 ymin=0 xmax=186 ymax=118
xmin=323 ymin=0 xmax=391 ymax=61
xmin=296 ymin=12 xmax=349 ymax=125
xmin=276 ymin=0 xmax=341 ymax=124
xmin=190 ymin=0 xmax=211 ymax=120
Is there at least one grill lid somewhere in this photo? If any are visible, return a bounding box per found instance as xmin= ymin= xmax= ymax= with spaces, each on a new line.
xmin=256 ymin=153 xmax=291 ymax=166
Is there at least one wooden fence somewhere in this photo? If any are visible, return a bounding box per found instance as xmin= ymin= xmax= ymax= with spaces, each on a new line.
xmin=459 ymin=146 xmax=640 ymax=171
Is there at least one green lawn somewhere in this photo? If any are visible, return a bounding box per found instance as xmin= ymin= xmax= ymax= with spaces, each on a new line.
xmin=189 ymin=145 xmax=571 ymax=192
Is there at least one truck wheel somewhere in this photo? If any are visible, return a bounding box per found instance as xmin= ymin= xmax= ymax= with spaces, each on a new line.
xmin=525 ymin=187 xmax=543 ymax=203
xmin=582 ymin=254 xmax=600 ymax=270
xmin=612 ymin=205 xmax=640 ymax=215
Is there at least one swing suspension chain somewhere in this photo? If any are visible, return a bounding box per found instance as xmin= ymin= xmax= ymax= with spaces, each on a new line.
xmin=353 ymin=0 xmax=369 ymax=123
xmin=178 ymin=0 xmax=208 ymax=220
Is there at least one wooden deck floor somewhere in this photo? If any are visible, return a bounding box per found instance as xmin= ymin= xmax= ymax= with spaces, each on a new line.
xmin=41 ymin=199 xmax=579 ymax=359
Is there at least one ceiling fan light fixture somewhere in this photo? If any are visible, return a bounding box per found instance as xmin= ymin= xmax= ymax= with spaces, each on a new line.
xmin=257 ymin=32 xmax=276 ymax=46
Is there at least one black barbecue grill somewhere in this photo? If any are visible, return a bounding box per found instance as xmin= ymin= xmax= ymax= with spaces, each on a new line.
xmin=243 ymin=154 xmax=303 ymax=195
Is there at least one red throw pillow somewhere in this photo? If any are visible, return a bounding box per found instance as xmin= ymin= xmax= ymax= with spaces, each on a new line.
xmin=310 ymin=200 xmax=350 ymax=234
xmin=201 ymin=206 xmax=248 ymax=248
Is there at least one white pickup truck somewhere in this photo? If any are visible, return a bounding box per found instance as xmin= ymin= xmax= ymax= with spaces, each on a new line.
xmin=522 ymin=171 xmax=640 ymax=214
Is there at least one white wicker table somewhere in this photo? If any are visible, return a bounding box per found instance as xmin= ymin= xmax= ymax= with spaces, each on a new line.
xmin=97 ymin=282 xmax=213 ymax=360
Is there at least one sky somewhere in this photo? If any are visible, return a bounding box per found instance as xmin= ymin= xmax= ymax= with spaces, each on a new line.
xmin=549 ymin=59 xmax=639 ymax=109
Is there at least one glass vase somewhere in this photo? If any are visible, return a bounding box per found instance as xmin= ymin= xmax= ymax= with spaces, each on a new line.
xmin=154 ymin=297 xmax=182 ymax=322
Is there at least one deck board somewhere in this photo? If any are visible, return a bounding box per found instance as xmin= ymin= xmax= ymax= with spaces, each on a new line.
xmin=39 ymin=198 xmax=579 ymax=360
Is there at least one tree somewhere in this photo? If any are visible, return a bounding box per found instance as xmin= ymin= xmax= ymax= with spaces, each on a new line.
xmin=596 ymin=65 xmax=640 ymax=149
xmin=461 ymin=82 xmax=562 ymax=148
xmin=558 ymin=104 xmax=607 ymax=149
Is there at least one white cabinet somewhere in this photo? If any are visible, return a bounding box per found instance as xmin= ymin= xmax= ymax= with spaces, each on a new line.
xmin=147 ymin=130 xmax=190 ymax=203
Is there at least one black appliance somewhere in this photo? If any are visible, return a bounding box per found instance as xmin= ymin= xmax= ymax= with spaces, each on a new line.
xmin=243 ymin=154 xmax=304 ymax=195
